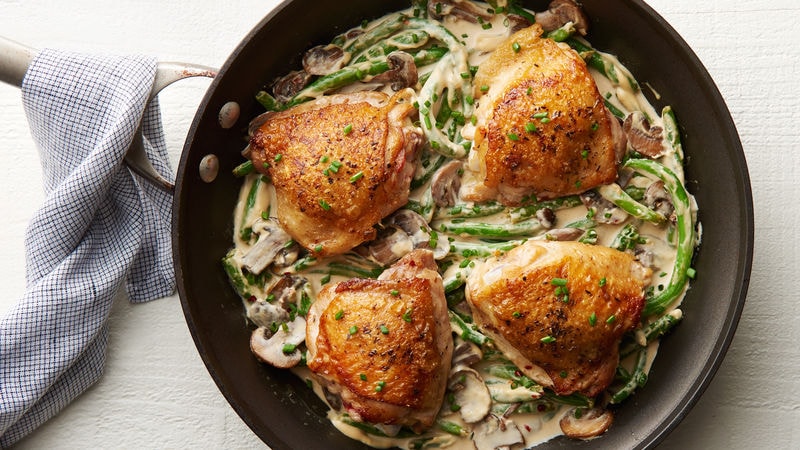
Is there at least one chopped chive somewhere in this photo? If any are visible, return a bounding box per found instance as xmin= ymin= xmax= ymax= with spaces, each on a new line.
xmin=559 ymin=370 xmax=568 ymax=378
xmin=262 ymin=162 xmax=270 ymax=169
xmin=581 ymin=150 xmax=589 ymax=159
xmin=314 ymin=244 xmax=323 ymax=253
xmin=533 ymin=112 xmax=549 ymax=119
xmin=261 ymin=211 xmax=270 ymax=220
xmin=574 ymin=180 xmax=582 ymax=188
xmin=320 ymin=155 xmax=330 ymax=164
xmin=480 ymin=85 xmax=489 ymax=92
xmin=282 ymin=343 xmax=297 ymax=354
xmin=540 ymin=335 xmax=556 ymax=344
xmin=375 ymin=381 xmax=386 ymax=392
xmin=589 ymin=312 xmax=597 ymax=326
xmin=320 ymin=274 xmax=331 ymax=285
xmin=550 ymin=277 xmax=568 ymax=286
xmin=512 ymin=41 xmax=521 ymax=52
xmin=512 ymin=311 xmax=522 ymax=318
xmin=525 ymin=122 xmax=537 ymax=133
xmin=591 ymin=122 xmax=600 ymax=131
xmin=349 ymin=325 xmax=358 ymax=335
xmin=402 ymin=308 xmax=413 ymax=323
xmin=460 ymin=72 xmax=471 ymax=79
xmin=606 ymin=315 xmax=617 ymax=324
xmin=686 ymin=267 xmax=697 ymax=279
xmin=359 ymin=373 xmax=367 ymax=381
xmin=266 ymin=294 xmax=276 ymax=302
xmin=599 ymin=277 xmax=607 ymax=287
xmin=390 ymin=289 xmax=400 ymax=296
xmin=349 ymin=171 xmax=364 ymax=183
xmin=380 ymin=325 xmax=390 ymax=335
xmin=319 ymin=199 xmax=331 ymax=210
xmin=273 ymin=153 xmax=283 ymax=162
xmin=465 ymin=95 xmax=475 ymax=105
xmin=507 ymin=132 xmax=520 ymax=141
xmin=334 ymin=309 xmax=344 ymax=320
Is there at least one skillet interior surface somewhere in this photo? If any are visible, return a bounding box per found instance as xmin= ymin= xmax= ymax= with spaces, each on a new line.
xmin=174 ymin=1 xmax=753 ymax=448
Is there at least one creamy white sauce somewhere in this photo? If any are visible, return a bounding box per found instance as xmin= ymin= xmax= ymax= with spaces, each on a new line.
xmin=226 ymin=2 xmax=698 ymax=449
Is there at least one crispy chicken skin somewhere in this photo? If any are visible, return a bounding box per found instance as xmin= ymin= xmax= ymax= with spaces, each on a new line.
xmin=305 ymin=250 xmax=452 ymax=432
xmin=465 ymin=241 xmax=650 ymax=397
xmin=249 ymin=89 xmax=422 ymax=256
xmin=465 ymin=24 xmax=624 ymax=205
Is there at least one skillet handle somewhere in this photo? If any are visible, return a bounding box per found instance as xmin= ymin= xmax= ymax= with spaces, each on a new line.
xmin=0 ymin=36 xmax=36 ymax=87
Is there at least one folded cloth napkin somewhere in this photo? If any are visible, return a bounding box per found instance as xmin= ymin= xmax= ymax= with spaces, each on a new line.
xmin=0 ymin=49 xmax=175 ymax=446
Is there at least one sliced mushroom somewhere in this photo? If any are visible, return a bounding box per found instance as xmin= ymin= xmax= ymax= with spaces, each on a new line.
xmin=506 ymin=14 xmax=533 ymax=34
xmin=272 ymin=70 xmax=311 ymax=103
xmin=363 ymin=225 xmax=414 ymax=266
xmin=623 ymin=111 xmax=666 ymax=158
xmin=643 ymin=180 xmax=675 ymax=222
xmin=303 ymin=44 xmax=346 ymax=76
xmin=247 ymin=299 xmax=290 ymax=329
xmin=449 ymin=367 xmax=491 ymax=423
xmin=241 ymin=218 xmax=294 ymax=274
xmin=534 ymin=0 xmax=589 ymax=36
xmin=608 ymin=109 xmax=628 ymax=163
xmin=452 ymin=337 xmax=483 ymax=368
xmin=268 ymin=274 xmax=308 ymax=308
xmin=559 ymin=407 xmax=614 ymax=439
xmin=541 ymin=227 xmax=584 ymax=241
xmin=535 ymin=207 xmax=556 ymax=229
xmin=428 ymin=0 xmax=493 ymax=23
xmin=431 ymin=160 xmax=463 ymax=208
xmin=248 ymin=111 xmax=274 ymax=137
xmin=580 ymin=190 xmax=628 ymax=225
xmin=387 ymin=209 xmax=450 ymax=259
xmin=370 ymin=51 xmax=418 ymax=91
xmin=250 ymin=316 xmax=306 ymax=369
xmin=473 ymin=414 xmax=524 ymax=450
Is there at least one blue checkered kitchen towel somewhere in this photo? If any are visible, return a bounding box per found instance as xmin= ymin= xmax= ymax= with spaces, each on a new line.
xmin=0 ymin=49 xmax=175 ymax=446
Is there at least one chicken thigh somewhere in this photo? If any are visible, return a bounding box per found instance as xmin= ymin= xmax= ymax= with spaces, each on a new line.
xmin=465 ymin=241 xmax=649 ymax=397
xmin=305 ymin=249 xmax=452 ymax=432
xmin=463 ymin=24 xmax=625 ymax=205
xmin=249 ymin=89 xmax=423 ymax=256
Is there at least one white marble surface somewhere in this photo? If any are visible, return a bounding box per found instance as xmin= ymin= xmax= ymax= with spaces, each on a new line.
xmin=0 ymin=0 xmax=796 ymax=448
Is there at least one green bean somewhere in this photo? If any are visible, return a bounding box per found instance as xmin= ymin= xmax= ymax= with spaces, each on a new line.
xmin=596 ymin=184 xmax=666 ymax=224
xmin=566 ymin=38 xmax=640 ymax=92
xmin=662 ymin=106 xmax=684 ymax=162
xmin=546 ymin=23 xmax=577 ymax=43
xmin=624 ymin=159 xmax=695 ymax=316
xmin=435 ymin=201 xmax=505 ymax=220
xmin=437 ymin=218 xmax=542 ymax=239
xmin=541 ymin=391 xmax=593 ymax=408
xmin=326 ymin=262 xmax=384 ymax=279
xmin=344 ymin=14 xmax=407 ymax=57
xmin=222 ymin=250 xmax=249 ymax=299
xmin=411 ymin=152 xmax=446 ymax=190
xmin=610 ymin=223 xmax=644 ymax=251
xmin=232 ymin=160 xmax=255 ymax=178
xmin=255 ymin=90 xmax=280 ymax=111
xmin=604 ymin=98 xmax=626 ymax=120
xmin=352 ymin=30 xmax=430 ymax=64
xmin=508 ymin=195 xmax=582 ymax=222
xmin=620 ymin=309 xmax=683 ymax=359
xmin=437 ymin=420 xmax=468 ymax=437
xmin=239 ymin=174 xmax=265 ymax=241
xmin=610 ymin=347 xmax=648 ymax=404
xmin=484 ymin=364 xmax=539 ymax=390
xmin=449 ymin=310 xmax=488 ymax=345
xmin=449 ymin=240 xmax=522 ymax=258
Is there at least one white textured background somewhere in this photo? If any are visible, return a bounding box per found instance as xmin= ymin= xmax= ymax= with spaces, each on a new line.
xmin=0 ymin=0 xmax=796 ymax=448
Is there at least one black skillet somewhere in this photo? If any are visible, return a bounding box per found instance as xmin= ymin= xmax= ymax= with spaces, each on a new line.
xmin=173 ymin=1 xmax=753 ymax=448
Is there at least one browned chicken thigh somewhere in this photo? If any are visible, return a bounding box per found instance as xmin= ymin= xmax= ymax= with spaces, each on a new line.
xmin=249 ymin=89 xmax=423 ymax=256
xmin=305 ymin=250 xmax=452 ymax=432
xmin=463 ymin=24 xmax=625 ymax=205
xmin=465 ymin=241 xmax=650 ymax=397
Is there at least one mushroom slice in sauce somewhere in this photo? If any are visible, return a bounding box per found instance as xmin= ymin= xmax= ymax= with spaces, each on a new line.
xmin=431 ymin=160 xmax=463 ymax=208
xmin=363 ymin=225 xmax=414 ymax=266
xmin=644 ymin=180 xmax=675 ymax=222
xmin=623 ymin=111 xmax=666 ymax=158
xmin=370 ymin=51 xmax=418 ymax=91
xmin=580 ymin=190 xmax=628 ymax=225
xmin=303 ymin=43 xmax=347 ymax=76
xmin=473 ymin=414 xmax=524 ymax=450
xmin=559 ymin=407 xmax=614 ymax=439
xmin=272 ymin=70 xmax=312 ymax=103
xmin=541 ymin=227 xmax=584 ymax=242
xmin=534 ymin=0 xmax=589 ymax=36
xmin=241 ymin=218 xmax=294 ymax=274
xmin=448 ymin=367 xmax=491 ymax=423
xmin=250 ymin=316 xmax=306 ymax=369
xmin=247 ymin=299 xmax=290 ymax=329
xmin=428 ymin=0 xmax=493 ymax=23
xmin=386 ymin=209 xmax=450 ymax=259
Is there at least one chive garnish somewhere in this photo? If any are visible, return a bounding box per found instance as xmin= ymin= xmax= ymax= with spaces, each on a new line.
xmin=319 ymin=199 xmax=331 ymax=210
xmin=349 ymin=171 xmax=364 ymax=183
xmin=540 ymin=335 xmax=556 ymax=344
